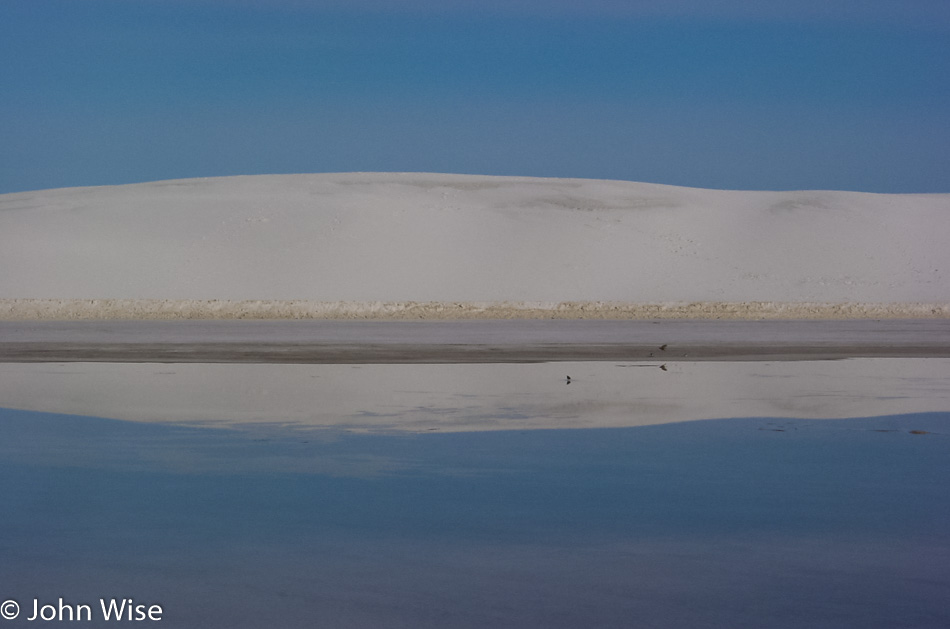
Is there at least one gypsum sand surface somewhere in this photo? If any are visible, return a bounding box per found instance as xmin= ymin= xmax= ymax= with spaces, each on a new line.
xmin=1 ymin=173 xmax=948 ymax=310
xmin=0 ymin=299 xmax=948 ymax=321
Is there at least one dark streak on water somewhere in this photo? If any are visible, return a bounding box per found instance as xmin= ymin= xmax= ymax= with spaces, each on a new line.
xmin=1 ymin=408 xmax=949 ymax=628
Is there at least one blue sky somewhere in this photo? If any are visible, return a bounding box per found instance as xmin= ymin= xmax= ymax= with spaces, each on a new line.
xmin=2 ymin=0 xmax=948 ymax=193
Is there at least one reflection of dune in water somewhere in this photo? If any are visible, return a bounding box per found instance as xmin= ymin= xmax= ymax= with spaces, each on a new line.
xmin=1 ymin=358 xmax=948 ymax=433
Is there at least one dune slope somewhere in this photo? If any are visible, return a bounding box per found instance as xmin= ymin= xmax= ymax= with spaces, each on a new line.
xmin=0 ymin=173 xmax=946 ymax=318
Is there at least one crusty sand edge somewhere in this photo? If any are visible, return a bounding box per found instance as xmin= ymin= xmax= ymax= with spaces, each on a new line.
xmin=1 ymin=299 xmax=948 ymax=320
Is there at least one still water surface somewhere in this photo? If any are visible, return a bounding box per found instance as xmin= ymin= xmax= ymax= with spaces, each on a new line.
xmin=1 ymin=360 xmax=949 ymax=628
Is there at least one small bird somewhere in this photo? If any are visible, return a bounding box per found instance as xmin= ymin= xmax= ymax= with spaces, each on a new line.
xmin=659 ymin=344 xmax=668 ymax=351
xmin=659 ymin=364 xmax=667 ymax=371
xmin=565 ymin=375 xmax=572 ymax=385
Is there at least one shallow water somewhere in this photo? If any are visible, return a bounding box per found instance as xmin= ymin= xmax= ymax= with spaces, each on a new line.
xmin=1 ymin=361 xmax=949 ymax=627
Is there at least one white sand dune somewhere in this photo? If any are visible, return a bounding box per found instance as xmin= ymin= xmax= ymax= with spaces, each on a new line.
xmin=2 ymin=173 xmax=948 ymax=430
xmin=0 ymin=172 xmax=947 ymax=319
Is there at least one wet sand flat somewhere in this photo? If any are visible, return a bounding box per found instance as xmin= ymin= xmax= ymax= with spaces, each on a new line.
xmin=1 ymin=319 xmax=949 ymax=363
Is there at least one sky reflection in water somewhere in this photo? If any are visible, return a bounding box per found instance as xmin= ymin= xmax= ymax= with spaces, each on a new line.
xmin=1 ymin=401 xmax=949 ymax=628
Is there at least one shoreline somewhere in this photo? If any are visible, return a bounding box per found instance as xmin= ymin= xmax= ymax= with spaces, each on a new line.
xmin=1 ymin=299 xmax=948 ymax=321
xmin=2 ymin=319 xmax=949 ymax=363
